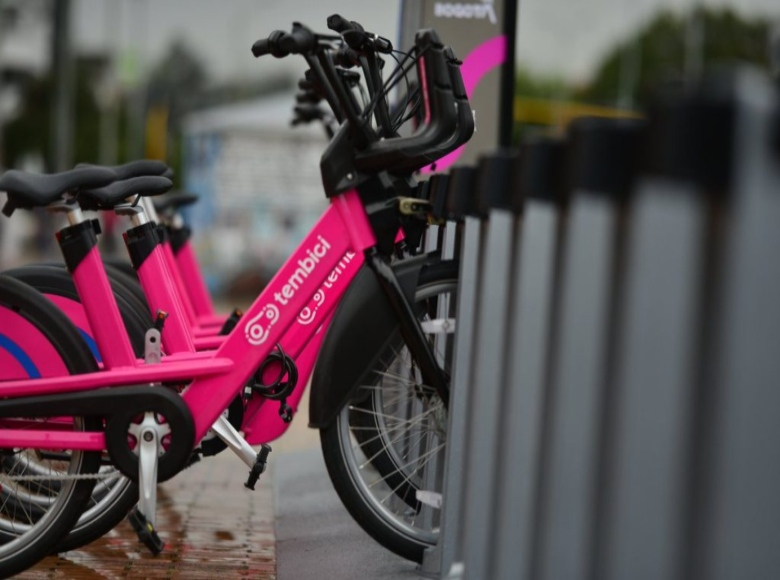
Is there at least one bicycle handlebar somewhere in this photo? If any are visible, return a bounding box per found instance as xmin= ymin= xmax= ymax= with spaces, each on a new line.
xmin=327 ymin=14 xmax=393 ymax=54
xmin=251 ymin=23 xmax=317 ymax=58
xmin=251 ymin=30 xmax=284 ymax=58
xmin=279 ymin=22 xmax=317 ymax=55
xmin=252 ymin=21 xmax=472 ymax=186
xmin=326 ymin=14 xmax=358 ymax=34
xmin=377 ymin=48 xmax=474 ymax=173
xmin=353 ymin=30 xmax=460 ymax=172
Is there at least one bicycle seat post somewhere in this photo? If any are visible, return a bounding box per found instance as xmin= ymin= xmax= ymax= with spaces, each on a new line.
xmin=46 ymin=197 xmax=85 ymax=226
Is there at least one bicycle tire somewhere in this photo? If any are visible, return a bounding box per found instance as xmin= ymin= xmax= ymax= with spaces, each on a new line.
xmin=38 ymin=260 xmax=149 ymax=317
xmin=1 ymin=264 xmax=151 ymax=553
xmin=102 ymin=258 xmax=139 ymax=282
xmin=319 ymin=260 xmax=458 ymax=562
xmin=0 ymin=274 xmax=102 ymax=577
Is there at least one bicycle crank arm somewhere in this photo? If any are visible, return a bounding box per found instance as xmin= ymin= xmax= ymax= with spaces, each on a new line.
xmin=128 ymin=411 xmax=166 ymax=555
xmin=210 ymin=414 xmax=260 ymax=468
xmin=209 ymin=415 xmax=273 ymax=491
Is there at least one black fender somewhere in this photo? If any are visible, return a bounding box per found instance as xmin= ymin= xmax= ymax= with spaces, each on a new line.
xmin=308 ymin=251 xmax=443 ymax=428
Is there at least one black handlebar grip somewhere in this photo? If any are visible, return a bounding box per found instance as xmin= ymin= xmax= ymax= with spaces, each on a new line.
xmin=327 ymin=13 xmax=368 ymax=51
xmin=327 ymin=14 xmax=354 ymax=33
xmin=278 ymin=22 xmax=316 ymax=55
xmin=251 ymin=38 xmax=271 ymax=58
xmin=252 ymin=30 xmax=286 ymax=58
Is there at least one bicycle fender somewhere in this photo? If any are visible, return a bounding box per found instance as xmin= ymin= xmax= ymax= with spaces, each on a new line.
xmin=308 ymin=251 xmax=441 ymax=429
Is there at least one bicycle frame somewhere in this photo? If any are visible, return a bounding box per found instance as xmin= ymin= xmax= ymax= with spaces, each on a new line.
xmin=127 ymin=203 xmax=364 ymax=442
xmin=173 ymin=238 xmax=218 ymax=322
xmin=33 ymin=199 xmax=364 ymax=443
xmin=0 ymin=189 xmax=376 ymax=451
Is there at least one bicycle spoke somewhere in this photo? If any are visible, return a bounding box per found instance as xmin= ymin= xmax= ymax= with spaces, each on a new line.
xmin=377 ymin=442 xmax=445 ymax=501
xmin=357 ymin=420 xmax=432 ymax=470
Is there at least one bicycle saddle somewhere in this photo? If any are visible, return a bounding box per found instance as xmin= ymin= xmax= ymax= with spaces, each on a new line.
xmin=77 ymin=160 xmax=169 ymax=181
xmin=153 ymin=191 xmax=199 ymax=214
xmin=0 ymin=167 xmax=117 ymax=215
xmin=80 ymin=176 xmax=172 ymax=210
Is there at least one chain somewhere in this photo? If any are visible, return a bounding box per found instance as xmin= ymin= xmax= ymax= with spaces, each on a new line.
xmin=1 ymin=470 xmax=122 ymax=483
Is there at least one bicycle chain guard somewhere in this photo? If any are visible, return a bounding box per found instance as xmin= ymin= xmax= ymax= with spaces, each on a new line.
xmin=0 ymin=385 xmax=195 ymax=483
xmin=104 ymin=388 xmax=195 ymax=482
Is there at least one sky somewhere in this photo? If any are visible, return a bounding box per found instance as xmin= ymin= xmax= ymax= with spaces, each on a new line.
xmin=68 ymin=0 xmax=780 ymax=87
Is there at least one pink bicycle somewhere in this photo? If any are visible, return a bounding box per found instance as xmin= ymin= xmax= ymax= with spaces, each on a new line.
xmin=0 ymin=19 xmax=471 ymax=575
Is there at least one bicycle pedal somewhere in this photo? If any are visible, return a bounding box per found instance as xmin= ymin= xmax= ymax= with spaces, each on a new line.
xmin=244 ymin=444 xmax=272 ymax=490
xmin=128 ymin=507 xmax=165 ymax=555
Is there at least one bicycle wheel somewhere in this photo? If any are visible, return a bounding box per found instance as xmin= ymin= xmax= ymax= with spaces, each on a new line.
xmin=320 ymin=261 xmax=457 ymax=562
xmin=1 ymin=264 xmax=151 ymax=553
xmin=0 ymin=274 xmax=102 ymax=576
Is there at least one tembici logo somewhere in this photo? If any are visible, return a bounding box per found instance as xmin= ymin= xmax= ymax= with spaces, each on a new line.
xmin=244 ymin=235 xmax=332 ymax=345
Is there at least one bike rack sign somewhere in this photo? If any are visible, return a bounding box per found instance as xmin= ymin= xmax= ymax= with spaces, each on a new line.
xmin=399 ymin=0 xmax=518 ymax=169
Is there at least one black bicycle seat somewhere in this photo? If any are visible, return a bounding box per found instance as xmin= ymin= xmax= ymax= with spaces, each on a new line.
xmin=80 ymin=176 xmax=172 ymax=210
xmin=77 ymin=160 xmax=168 ymax=181
xmin=0 ymin=167 xmax=117 ymax=215
xmin=153 ymin=191 xmax=199 ymax=214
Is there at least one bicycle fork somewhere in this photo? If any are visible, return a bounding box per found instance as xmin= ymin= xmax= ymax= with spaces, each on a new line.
xmin=365 ymin=248 xmax=451 ymax=407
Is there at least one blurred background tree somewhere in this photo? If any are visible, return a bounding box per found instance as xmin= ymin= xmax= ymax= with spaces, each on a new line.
xmin=577 ymin=7 xmax=771 ymax=107
xmin=511 ymin=6 xmax=773 ymax=142
xmin=3 ymin=58 xmax=106 ymax=167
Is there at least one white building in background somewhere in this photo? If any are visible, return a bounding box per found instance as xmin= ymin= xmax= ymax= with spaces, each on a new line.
xmin=0 ymin=0 xmax=51 ymax=159
xmin=182 ymin=91 xmax=329 ymax=292
xmin=0 ymin=0 xmax=50 ymax=75
xmin=0 ymin=0 xmax=51 ymax=268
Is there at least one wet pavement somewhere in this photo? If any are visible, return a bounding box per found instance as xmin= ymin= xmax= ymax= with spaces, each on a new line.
xmin=18 ymin=453 xmax=276 ymax=579
xmin=275 ymin=448 xmax=418 ymax=580
xmin=16 ymin=388 xmax=418 ymax=579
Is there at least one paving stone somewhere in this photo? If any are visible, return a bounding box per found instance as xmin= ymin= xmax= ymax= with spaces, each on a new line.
xmin=18 ymin=453 xmax=276 ymax=579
